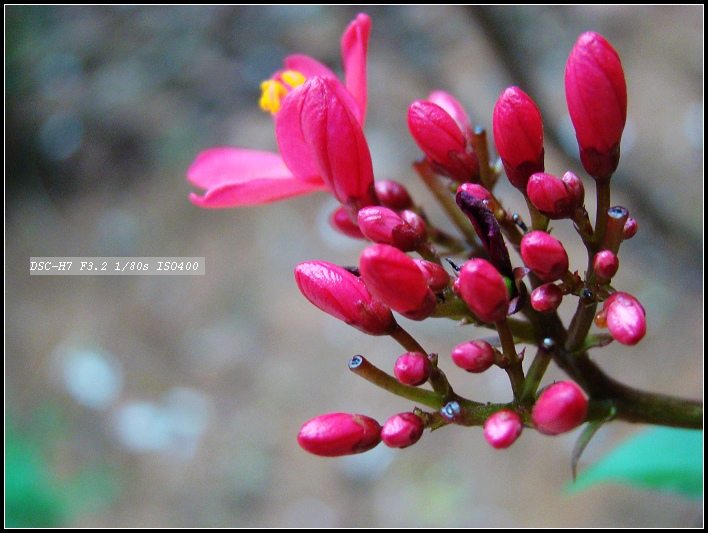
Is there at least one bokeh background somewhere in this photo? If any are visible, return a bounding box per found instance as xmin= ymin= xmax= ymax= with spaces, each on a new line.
xmin=5 ymin=5 xmax=703 ymax=527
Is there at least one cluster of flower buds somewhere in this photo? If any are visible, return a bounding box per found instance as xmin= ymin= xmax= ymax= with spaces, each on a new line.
xmin=187 ymin=14 xmax=682 ymax=464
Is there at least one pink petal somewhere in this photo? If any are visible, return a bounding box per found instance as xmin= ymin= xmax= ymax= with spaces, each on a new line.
xmin=284 ymin=54 xmax=337 ymax=79
xmin=294 ymin=77 xmax=375 ymax=208
xmin=187 ymin=147 xmax=292 ymax=189
xmin=341 ymin=13 xmax=371 ymax=125
xmin=428 ymin=90 xmax=471 ymax=133
xmin=275 ymin=85 xmax=322 ymax=182
xmin=189 ymin=176 xmax=327 ymax=208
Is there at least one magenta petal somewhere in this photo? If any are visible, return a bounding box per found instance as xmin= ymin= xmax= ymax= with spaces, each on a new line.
xmin=284 ymin=54 xmax=338 ymax=79
xmin=187 ymin=147 xmax=293 ymax=188
xmin=296 ymin=77 xmax=375 ymax=208
xmin=189 ymin=176 xmax=327 ymax=208
xmin=276 ymin=85 xmax=322 ymax=182
xmin=341 ymin=13 xmax=371 ymax=125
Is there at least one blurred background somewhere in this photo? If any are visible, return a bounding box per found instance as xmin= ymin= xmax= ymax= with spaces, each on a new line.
xmin=5 ymin=5 xmax=703 ymax=527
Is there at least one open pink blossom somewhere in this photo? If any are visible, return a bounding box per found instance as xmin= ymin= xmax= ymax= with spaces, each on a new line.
xmin=187 ymin=14 xmax=372 ymax=209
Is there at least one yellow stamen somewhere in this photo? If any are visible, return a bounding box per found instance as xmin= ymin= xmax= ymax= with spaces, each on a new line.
xmin=259 ymin=70 xmax=307 ymax=114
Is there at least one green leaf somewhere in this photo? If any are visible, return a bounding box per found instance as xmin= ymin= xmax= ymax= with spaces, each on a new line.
xmin=567 ymin=427 xmax=703 ymax=498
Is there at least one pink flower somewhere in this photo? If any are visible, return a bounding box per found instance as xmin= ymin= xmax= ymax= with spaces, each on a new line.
xmin=458 ymin=258 xmax=510 ymax=324
xmin=297 ymin=412 xmax=382 ymax=457
xmin=407 ymin=91 xmax=479 ymax=182
xmin=492 ymin=86 xmax=545 ymax=191
xmin=359 ymin=244 xmax=436 ymax=321
xmin=565 ymin=32 xmax=627 ymax=180
xmin=294 ymin=260 xmax=397 ymax=336
xmin=187 ymin=14 xmax=373 ymax=210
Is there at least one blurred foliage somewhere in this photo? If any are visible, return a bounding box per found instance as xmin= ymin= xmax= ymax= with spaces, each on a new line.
xmin=5 ymin=409 xmax=123 ymax=527
xmin=569 ymin=427 xmax=703 ymax=499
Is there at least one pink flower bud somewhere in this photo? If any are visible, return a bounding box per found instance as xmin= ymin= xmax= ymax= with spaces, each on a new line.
xmin=277 ymin=76 xmax=377 ymax=213
xmin=374 ymin=180 xmax=413 ymax=211
xmin=427 ymin=90 xmax=472 ymax=134
xmin=527 ymin=171 xmax=584 ymax=219
xmin=520 ymin=231 xmax=570 ymax=283
xmin=484 ymin=410 xmax=523 ymax=449
xmin=458 ymin=258 xmax=510 ymax=323
xmin=532 ymin=381 xmax=588 ymax=435
xmin=530 ymin=283 xmax=564 ymax=313
xmin=359 ymin=244 xmax=436 ymax=321
xmin=408 ymin=100 xmax=479 ymax=182
xmin=492 ymin=86 xmax=544 ymax=191
xmin=593 ymin=250 xmax=619 ymax=280
xmin=413 ymin=259 xmax=450 ymax=293
xmin=623 ymin=217 xmax=638 ymax=240
xmin=297 ymin=412 xmax=382 ymax=457
xmin=294 ymin=261 xmax=397 ymax=335
xmin=456 ymin=182 xmax=494 ymax=204
xmin=565 ymin=32 xmax=627 ymax=180
xmin=381 ymin=412 xmax=424 ymax=449
xmin=329 ymin=207 xmax=366 ymax=239
xmin=603 ymin=292 xmax=646 ymax=346
xmin=451 ymin=340 xmax=495 ymax=373
xmin=393 ymin=352 xmax=432 ymax=386
xmin=357 ymin=206 xmax=426 ymax=251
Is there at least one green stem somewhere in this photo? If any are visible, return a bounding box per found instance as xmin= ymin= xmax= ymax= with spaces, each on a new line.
xmin=495 ymin=318 xmax=525 ymax=399
xmin=593 ymin=179 xmax=612 ymax=253
xmin=390 ymin=324 xmax=427 ymax=355
xmin=348 ymin=355 xmax=444 ymax=409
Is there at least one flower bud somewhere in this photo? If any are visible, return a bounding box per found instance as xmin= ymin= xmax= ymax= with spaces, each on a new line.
xmin=393 ymin=352 xmax=432 ymax=386
xmin=458 ymin=258 xmax=510 ymax=323
xmin=603 ymin=292 xmax=646 ymax=346
xmin=427 ymin=90 xmax=472 ymax=134
xmin=329 ymin=207 xmax=366 ymax=239
xmin=530 ymin=283 xmax=564 ymax=313
xmin=484 ymin=410 xmax=523 ymax=449
xmin=520 ymin=231 xmax=569 ymax=283
xmin=357 ymin=206 xmax=426 ymax=251
xmin=413 ymin=258 xmax=450 ymax=293
xmin=622 ymin=217 xmax=638 ymax=240
xmin=457 ymin=182 xmax=495 ymax=204
xmin=451 ymin=340 xmax=495 ymax=373
xmin=593 ymin=250 xmax=619 ymax=280
xmin=374 ymin=180 xmax=413 ymax=211
xmin=297 ymin=412 xmax=382 ymax=457
xmin=492 ymin=86 xmax=544 ymax=191
xmin=294 ymin=261 xmax=397 ymax=335
xmin=381 ymin=412 xmax=425 ymax=449
xmin=408 ymin=100 xmax=479 ymax=182
xmin=565 ymin=32 xmax=627 ymax=180
xmin=359 ymin=244 xmax=436 ymax=321
xmin=527 ymin=171 xmax=584 ymax=219
xmin=532 ymin=381 xmax=588 ymax=435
